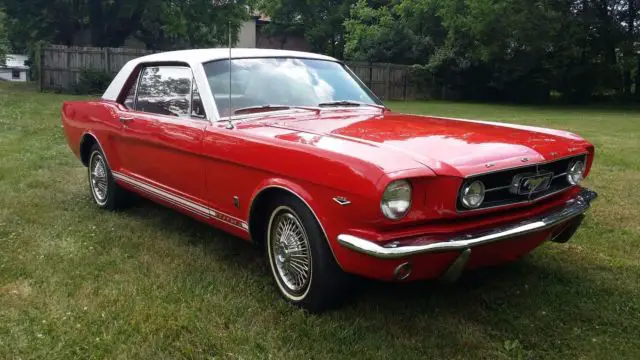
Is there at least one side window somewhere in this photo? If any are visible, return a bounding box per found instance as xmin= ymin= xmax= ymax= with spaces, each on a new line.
xmin=135 ymin=66 xmax=193 ymax=117
xmin=191 ymin=80 xmax=206 ymax=118
xmin=123 ymin=78 xmax=137 ymax=110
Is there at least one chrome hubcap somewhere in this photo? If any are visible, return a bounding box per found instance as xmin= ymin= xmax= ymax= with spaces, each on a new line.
xmin=270 ymin=211 xmax=311 ymax=294
xmin=90 ymin=154 xmax=108 ymax=203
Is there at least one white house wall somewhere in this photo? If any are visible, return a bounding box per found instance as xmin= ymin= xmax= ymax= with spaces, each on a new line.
xmin=237 ymin=20 xmax=257 ymax=48
xmin=0 ymin=69 xmax=28 ymax=82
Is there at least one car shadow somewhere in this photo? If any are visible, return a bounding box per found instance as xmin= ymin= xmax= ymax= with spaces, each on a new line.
xmin=124 ymin=197 xmax=264 ymax=265
xmin=120 ymin=197 xmax=637 ymax=353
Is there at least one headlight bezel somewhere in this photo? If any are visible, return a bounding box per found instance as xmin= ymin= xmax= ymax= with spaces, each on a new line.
xmin=460 ymin=180 xmax=486 ymax=209
xmin=381 ymin=180 xmax=412 ymax=220
xmin=566 ymin=159 xmax=586 ymax=185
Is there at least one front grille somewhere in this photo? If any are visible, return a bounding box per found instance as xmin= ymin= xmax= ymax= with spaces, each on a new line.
xmin=457 ymin=154 xmax=587 ymax=211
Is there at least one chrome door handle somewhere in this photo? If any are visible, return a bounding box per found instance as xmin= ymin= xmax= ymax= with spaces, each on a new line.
xmin=119 ymin=115 xmax=134 ymax=123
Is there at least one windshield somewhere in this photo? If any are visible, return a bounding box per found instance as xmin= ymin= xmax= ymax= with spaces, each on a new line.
xmin=203 ymin=58 xmax=382 ymax=118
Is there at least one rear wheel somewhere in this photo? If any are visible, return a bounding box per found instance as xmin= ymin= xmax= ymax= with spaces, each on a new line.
xmin=88 ymin=145 xmax=130 ymax=210
xmin=266 ymin=196 xmax=350 ymax=312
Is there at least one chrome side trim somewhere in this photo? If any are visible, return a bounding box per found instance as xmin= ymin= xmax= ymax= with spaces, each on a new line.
xmin=113 ymin=172 xmax=210 ymax=214
xmin=337 ymin=188 xmax=597 ymax=259
xmin=113 ymin=172 xmax=249 ymax=231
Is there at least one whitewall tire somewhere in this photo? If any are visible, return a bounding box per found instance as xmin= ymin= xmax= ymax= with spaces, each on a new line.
xmin=265 ymin=195 xmax=351 ymax=312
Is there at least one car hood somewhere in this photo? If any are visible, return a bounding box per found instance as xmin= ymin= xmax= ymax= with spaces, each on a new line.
xmin=244 ymin=109 xmax=591 ymax=177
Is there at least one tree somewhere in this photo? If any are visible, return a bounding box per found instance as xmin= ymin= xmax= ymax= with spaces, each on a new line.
xmin=433 ymin=0 xmax=565 ymax=101
xmin=138 ymin=0 xmax=250 ymax=50
xmin=86 ymin=0 xmax=151 ymax=47
xmin=0 ymin=10 xmax=9 ymax=64
xmin=344 ymin=0 xmax=448 ymax=64
xmin=1 ymin=0 xmax=252 ymax=51
xmin=258 ymin=0 xmax=356 ymax=59
xmin=2 ymin=0 xmax=82 ymax=51
xmin=620 ymin=0 xmax=639 ymax=97
xmin=344 ymin=0 xmax=640 ymax=102
xmin=1 ymin=0 xmax=156 ymax=50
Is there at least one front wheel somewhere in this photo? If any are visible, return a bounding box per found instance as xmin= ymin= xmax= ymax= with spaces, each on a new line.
xmin=266 ymin=196 xmax=351 ymax=312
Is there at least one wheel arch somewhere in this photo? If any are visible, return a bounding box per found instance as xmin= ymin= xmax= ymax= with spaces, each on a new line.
xmin=247 ymin=180 xmax=340 ymax=265
xmin=79 ymin=132 xmax=111 ymax=168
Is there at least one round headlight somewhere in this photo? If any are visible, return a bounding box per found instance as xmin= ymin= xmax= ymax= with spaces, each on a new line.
xmin=567 ymin=160 xmax=585 ymax=185
xmin=461 ymin=180 xmax=486 ymax=209
xmin=381 ymin=180 xmax=412 ymax=220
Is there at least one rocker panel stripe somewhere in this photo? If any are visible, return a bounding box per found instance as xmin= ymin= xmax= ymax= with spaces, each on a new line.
xmin=112 ymin=171 xmax=249 ymax=231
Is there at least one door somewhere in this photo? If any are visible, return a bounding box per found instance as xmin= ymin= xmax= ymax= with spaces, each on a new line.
xmin=113 ymin=65 xmax=209 ymax=204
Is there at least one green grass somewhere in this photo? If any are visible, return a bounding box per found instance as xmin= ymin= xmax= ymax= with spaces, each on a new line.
xmin=1 ymin=82 xmax=639 ymax=359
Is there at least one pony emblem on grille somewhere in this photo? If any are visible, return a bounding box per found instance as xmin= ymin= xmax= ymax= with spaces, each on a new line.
xmin=510 ymin=171 xmax=554 ymax=195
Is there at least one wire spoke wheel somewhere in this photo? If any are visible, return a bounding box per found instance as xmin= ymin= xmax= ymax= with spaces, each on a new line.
xmin=269 ymin=208 xmax=312 ymax=297
xmin=89 ymin=153 xmax=108 ymax=205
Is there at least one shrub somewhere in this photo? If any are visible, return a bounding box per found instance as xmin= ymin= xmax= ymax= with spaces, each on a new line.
xmin=407 ymin=64 xmax=436 ymax=100
xmin=74 ymin=69 xmax=113 ymax=95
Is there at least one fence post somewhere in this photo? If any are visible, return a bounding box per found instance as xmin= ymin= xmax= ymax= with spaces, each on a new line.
xmin=67 ymin=47 xmax=72 ymax=90
xmin=384 ymin=63 xmax=391 ymax=100
xmin=403 ymin=68 xmax=408 ymax=101
xmin=36 ymin=43 xmax=44 ymax=92
xmin=104 ymin=47 xmax=111 ymax=74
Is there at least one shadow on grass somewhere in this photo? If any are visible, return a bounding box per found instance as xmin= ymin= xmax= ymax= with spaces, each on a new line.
xmin=121 ymin=197 xmax=638 ymax=355
xmin=124 ymin=197 xmax=263 ymax=265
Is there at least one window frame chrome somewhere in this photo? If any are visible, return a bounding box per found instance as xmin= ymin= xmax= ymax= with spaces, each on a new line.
xmin=118 ymin=62 xmax=211 ymax=124
xmin=200 ymin=56 xmax=385 ymax=124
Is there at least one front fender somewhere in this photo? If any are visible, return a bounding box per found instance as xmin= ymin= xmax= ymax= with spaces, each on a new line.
xmin=247 ymin=177 xmax=379 ymax=270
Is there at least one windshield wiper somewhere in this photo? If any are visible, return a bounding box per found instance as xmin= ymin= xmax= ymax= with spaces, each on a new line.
xmin=233 ymin=104 xmax=320 ymax=115
xmin=234 ymin=104 xmax=289 ymax=115
xmin=318 ymin=100 xmax=387 ymax=110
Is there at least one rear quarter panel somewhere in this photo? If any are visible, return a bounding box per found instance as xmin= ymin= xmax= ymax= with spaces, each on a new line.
xmin=62 ymin=100 xmax=123 ymax=167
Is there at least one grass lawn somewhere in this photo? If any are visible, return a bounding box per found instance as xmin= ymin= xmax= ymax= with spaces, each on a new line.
xmin=1 ymin=82 xmax=639 ymax=359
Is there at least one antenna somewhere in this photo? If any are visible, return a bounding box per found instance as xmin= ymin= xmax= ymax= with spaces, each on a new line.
xmin=226 ymin=19 xmax=235 ymax=129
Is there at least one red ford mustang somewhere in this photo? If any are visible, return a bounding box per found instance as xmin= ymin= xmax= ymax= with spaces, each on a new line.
xmin=62 ymin=49 xmax=597 ymax=312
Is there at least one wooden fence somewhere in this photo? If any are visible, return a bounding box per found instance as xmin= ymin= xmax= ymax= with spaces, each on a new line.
xmin=37 ymin=45 xmax=154 ymax=92
xmin=37 ymin=45 xmax=424 ymax=100
xmin=346 ymin=61 xmax=423 ymax=100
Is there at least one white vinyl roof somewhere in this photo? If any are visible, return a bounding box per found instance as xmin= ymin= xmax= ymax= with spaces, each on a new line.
xmin=136 ymin=48 xmax=337 ymax=64
xmin=103 ymin=48 xmax=338 ymax=102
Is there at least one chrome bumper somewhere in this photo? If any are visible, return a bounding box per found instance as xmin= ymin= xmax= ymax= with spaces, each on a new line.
xmin=337 ymin=188 xmax=598 ymax=259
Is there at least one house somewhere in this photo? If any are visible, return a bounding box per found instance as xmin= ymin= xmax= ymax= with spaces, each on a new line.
xmin=237 ymin=14 xmax=311 ymax=51
xmin=0 ymin=54 xmax=30 ymax=82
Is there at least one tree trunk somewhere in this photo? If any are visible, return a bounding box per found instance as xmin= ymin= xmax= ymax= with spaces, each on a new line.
xmin=623 ymin=0 xmax=637 ymax=97
xmin=636 ymin=55 xmax=640 ymax=99
xmin=623 ymin=70 xmax=632 ymax=97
